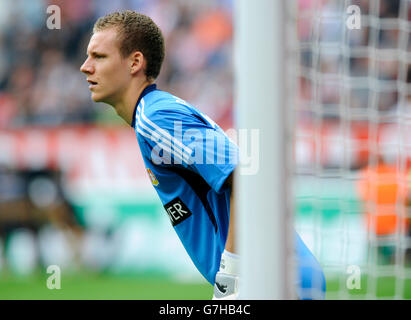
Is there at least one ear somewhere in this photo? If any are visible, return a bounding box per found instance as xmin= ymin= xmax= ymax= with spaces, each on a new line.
xmin=130 ymin=51 xmax=145 ymax=75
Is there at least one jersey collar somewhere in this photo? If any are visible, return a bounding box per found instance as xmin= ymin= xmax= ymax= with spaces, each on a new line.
xmin=131 ymin=83 xmax=157 ymax=128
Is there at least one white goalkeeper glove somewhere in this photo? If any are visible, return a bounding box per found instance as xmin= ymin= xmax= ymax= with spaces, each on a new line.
xmin=212 ymin=250 xmax=239 ymax=300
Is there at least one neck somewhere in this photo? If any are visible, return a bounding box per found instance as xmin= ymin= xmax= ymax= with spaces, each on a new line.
xmin=112 ymin=78 xmax=153 ymax=125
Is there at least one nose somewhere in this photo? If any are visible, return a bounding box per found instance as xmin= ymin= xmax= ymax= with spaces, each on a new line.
xmin=80 ymin=57 xmax=94 ymax=74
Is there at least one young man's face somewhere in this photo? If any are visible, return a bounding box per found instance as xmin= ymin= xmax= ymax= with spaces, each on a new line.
xmin=80 ymin=28 xmax=131 ymax=104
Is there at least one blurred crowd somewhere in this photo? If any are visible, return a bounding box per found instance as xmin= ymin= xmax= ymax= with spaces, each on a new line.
xmin=1 ymin=0 xmax=408 ymax=129
xmin=297 ymin=0 xmax=411 ymax=121
xmin=0 ymin=0 xmax=233 ymax=129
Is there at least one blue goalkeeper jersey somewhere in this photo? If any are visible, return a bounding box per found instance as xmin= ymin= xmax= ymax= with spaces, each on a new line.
xmin=131 ymin=84 xmax=326 ymax=299
xmin=131 ymin=84 xmax=238 ymax=284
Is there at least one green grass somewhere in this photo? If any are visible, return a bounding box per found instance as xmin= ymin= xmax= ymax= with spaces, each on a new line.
xmin=325 ymin=274 xmax=411 ymax=299
xmin=0 ymin=272 xmax=213 ymax=300
xmin=2 ymin=271 xmax=411 ymax=300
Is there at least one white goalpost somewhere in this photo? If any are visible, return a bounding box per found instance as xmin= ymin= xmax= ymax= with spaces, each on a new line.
xmin=234 ymin=0 xmax=294 ymax=299
xmin=235 ymin=0 xmax=411 ymax=300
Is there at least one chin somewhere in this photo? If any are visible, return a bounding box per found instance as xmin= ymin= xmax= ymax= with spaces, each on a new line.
xmin=91 ymin=93 xmax=104 ymax=103
xmin=92 ymin=94 xmax=116 ymax=107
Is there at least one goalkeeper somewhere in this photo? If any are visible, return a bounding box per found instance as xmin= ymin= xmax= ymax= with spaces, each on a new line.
xmin=80 ymin=10 xmax=326 ymax=300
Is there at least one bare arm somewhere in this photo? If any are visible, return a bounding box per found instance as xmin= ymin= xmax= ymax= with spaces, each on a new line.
xmin=224 ymin=172 xmax=236 ymax=253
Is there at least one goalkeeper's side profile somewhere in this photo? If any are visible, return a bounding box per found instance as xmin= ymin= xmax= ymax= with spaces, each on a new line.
xmin=80 ymin=10 xmax=326 ymax=300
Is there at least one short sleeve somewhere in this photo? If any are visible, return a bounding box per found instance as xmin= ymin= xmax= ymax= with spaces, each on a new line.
xmin=137 ymin=105 xmax=238 ymax=193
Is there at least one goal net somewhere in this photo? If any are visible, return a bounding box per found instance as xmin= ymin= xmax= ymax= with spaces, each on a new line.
xmin=291 ymin=0 xmax=411 ymax=299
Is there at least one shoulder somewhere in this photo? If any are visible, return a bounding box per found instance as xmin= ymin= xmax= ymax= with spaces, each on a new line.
xmin=139 ymin=90 xmax=207 ymax=127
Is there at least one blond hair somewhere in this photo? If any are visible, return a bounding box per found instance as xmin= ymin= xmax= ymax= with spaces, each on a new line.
xmin=94 ymin=10 xmax=165 ymax=80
